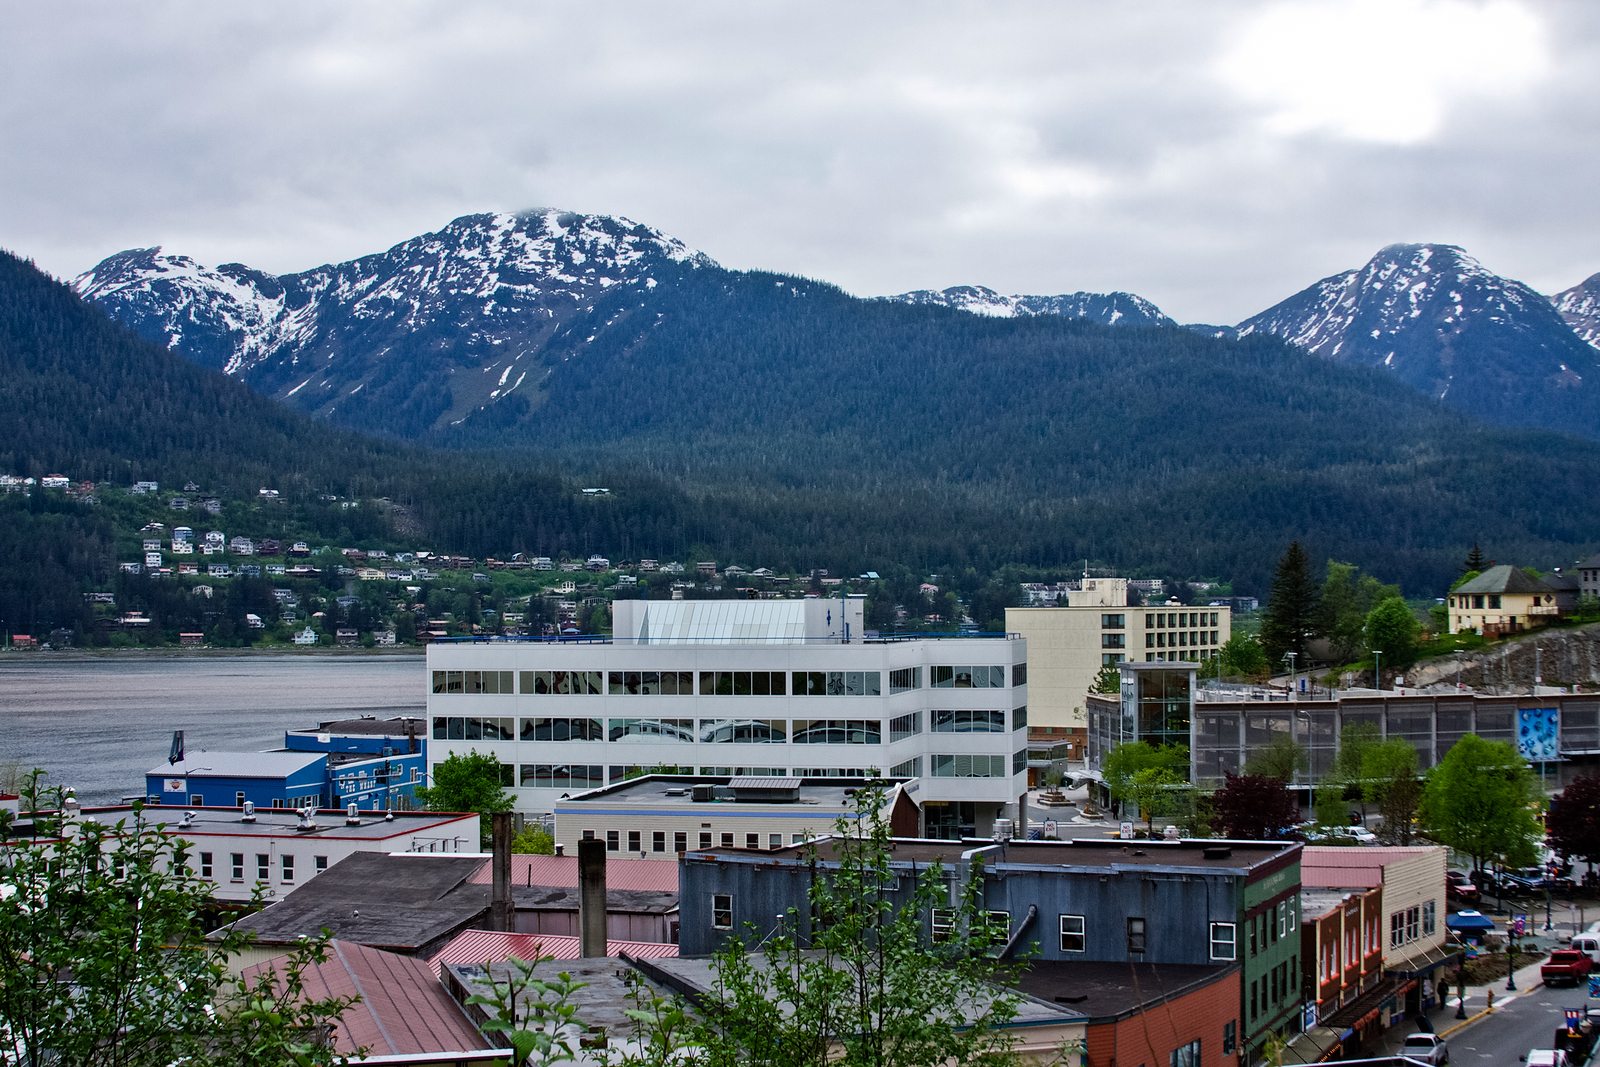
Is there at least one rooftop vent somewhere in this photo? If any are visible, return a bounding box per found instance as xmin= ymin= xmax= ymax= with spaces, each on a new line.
xmin=691 ymin=784 xmax=715 ymax=803
xmin=1203 ymin=846 xmax=1233 ymax=861
xmin=663 ymin=788 xmax=691 ymax=797
xmin=296 ymin=806 xmax=317 ymax=832
xmin=346 ymin=802 xmax=362 ymax=826
xmin=240 ymin=801 xmax=256 ymax=823
xmin=178 ymin=810 xmax=195 ymax=829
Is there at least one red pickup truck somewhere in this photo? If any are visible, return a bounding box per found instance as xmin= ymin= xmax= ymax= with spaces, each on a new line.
xmin=1541 ymin=949 xmax=1594 ymax=987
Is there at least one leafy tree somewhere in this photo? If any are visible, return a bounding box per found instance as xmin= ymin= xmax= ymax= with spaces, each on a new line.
xmin=1362 ymin=740 xmax=1422 ymax=844
xmin=1206 ymin=634 xmax=1270 ymax=681
xmin=1211 ymin=774 xmax=1298 ymax=839
xmin=1548 ymin=774 xmax=1600 ymax=866
xmin=1313 ymin=783 xmax=1346 ymax=828
xmin=1089 ymin=663 xmax=1122 ymax=695
xmin=1316 ymin=561 xmax=1401 ymax=664
xmin=1332 ymin=722 xmax=1381 ymax=788
xmin=1244 ymin=734 xmax=1308 ymax=784
xmin=1101 ymin=742 xmax=1190 ymax=834
xmin=1418 ymin=734 xmax=1542 ymax=875
xmin=674 ymin=787 xmax=1023 ymax=1067
xmin=510 ymin=823 xmax=555 ymax=855
xmin=416 ymin=751 xmax=513 ymax=846
xmin=463 ymin=953 xmax=588 ymax=1066
xmin=0 ymin=772 xmax=355 ymax=1067
xmin=1260 ymin=541 xmax=1318 ymax=666
xmin=1365 ymin=596 xmax=1421 ymax=672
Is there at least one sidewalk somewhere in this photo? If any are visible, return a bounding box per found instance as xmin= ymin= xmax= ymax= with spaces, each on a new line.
xmin=1279 ymin=953 xmax=1555 ymax=1064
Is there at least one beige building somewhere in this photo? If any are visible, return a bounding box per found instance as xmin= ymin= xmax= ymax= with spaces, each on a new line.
xmin=1008 ymin=578 xmax=1230 ymax=749
xmin=1447 ymin=564 xmax=1560 ymax=637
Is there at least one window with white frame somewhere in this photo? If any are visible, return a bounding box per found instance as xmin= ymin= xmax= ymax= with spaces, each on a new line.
xmin=1170 ymin=1038 xmax=1201 ymax=1067
xmin=1210 ymin=922 xmax=1236 ymax=961
xmin=1060 ymin=914 xmax=1086 ymax=952
xmin=931 ymin=908 xmax=956 ymax=943
xmin=712 ymin=894 xmax=733 ymax=929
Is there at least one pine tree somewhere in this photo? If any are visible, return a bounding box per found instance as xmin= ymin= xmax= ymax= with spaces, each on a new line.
xmin=1260 ymin=540 xmax=1319 ymax=667
xmin=1463 ymin=542 xmax=1486 ymax=572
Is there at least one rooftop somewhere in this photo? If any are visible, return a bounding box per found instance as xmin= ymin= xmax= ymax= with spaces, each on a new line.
xmin=465 ymin=854 xmax=680 ymax=895
xmin=1452 ymin=564 xmax=1551 ymax=596
xmin=82 ymin=804 xmax=478 ymax=842
xmin=1009 ymin=960 xmax=1237 ymax=1023
xmin=699 ymin=836 xmax=1298 ymax=873
xmin=286 ymin=715 xmax=428 ymax=738
xmin=150 ymin=751 xmax=323 ymax=779
xmin=557 ymin=773 xmax=903 ymax=813
xmin=220 ymin=852 xmax=490 ymax=951
xmin=430 ymin=929 xmax=679 ymax=970
xmin=1301 ymin=845 xmax=1443 ymax=890
xmin=245 ymin=940 xmax=494 ymax=1057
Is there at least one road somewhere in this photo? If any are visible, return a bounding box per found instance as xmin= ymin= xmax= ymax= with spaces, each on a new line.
xmin=1369 ymin=962 xmax=1595 ymax=1066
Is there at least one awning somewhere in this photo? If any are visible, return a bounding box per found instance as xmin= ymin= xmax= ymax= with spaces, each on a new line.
xmin=1318 ymin=976 xmax=1402 ymax=1038
xmin=1446 ymin=910 xmax=1495 ymax=933
xmin=1387 ymin=943 xmax=1463 ymax=978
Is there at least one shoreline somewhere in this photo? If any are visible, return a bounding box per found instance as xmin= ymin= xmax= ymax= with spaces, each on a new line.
xmin=0 ymin=646 xmax=425 ymax=662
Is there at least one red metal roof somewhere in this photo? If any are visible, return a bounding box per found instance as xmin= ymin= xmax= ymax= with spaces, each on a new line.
xmin=1301 ymin=845 xmax=1440 ymax=889
xmin=468 ymin=854 xmax=680 ymax=894
xmin=243 ymin=939 xmax=492 ymax=1056
xmin=430 ymin=928 xmax=680 ymax=970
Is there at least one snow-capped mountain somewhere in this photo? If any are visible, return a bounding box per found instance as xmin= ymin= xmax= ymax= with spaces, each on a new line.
xmin=1232 ymin=243 xmax=1600 ymax=435
xmin=1553 ymin=273 xmax=1600 ymax=352
xmin=886 ymin=284 xmax=1172 ymax=328
xmin=75 ymin=210 xmax=715 ymax=434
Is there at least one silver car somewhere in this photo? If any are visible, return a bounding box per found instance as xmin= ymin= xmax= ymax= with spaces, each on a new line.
xmin=1399 ymin=1033 xmax=1448 ymax=1065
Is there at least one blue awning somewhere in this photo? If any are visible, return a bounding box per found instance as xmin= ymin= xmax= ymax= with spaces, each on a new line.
xmin=1446 ymin=910 xmax=1495 ymax=932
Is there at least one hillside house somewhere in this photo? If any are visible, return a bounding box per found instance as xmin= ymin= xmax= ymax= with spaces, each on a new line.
xmin=171 ymin=539 xmax=194 ymax=555
xmin=229 ymin=536 xmax=255 ymax=555
xmin=132 ymin=480 xmax=159 ymax=494
xmin=294 ymin=627 xmax=319 ymax=646
xmin=40 ymin=475 xmax=70 ymax=489
xmin=168 ymin=496 xmax=188 ymax=510
xmin=1447 ymin=565 xmax=1561 ymax=636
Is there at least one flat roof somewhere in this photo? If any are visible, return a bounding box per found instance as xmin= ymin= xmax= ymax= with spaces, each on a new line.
xmin=1010 ymin=961 xmax=1237 ymax=1023
xmin=559 ymin=774 xmax=901 ymax=810
xmin=82 ymin=805 xmax=477 ymax=842
xmin=727 ymin=837 xmax=1297 ymax=872
xmin=287 ymin=715 xmax=427 ymax=737
xmin=1301 ymin=888 xmax=1364 ymax=916
xmin=151 ymin=751 xmax=323 ymax=778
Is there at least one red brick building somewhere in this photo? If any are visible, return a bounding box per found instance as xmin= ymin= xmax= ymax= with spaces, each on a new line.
xmin=1017 ymin=960 xmax=1242 ymax=1067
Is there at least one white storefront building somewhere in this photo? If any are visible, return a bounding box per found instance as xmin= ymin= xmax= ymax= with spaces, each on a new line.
xmin=426 ymin=599 xmax=1029 ymax=839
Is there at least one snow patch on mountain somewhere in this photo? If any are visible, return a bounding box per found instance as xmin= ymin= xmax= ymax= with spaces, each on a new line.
xmin=884 ymin=284 xmax=1173 ymax=328
xmin=1554 ymin=273 xmax=1600 ymax=352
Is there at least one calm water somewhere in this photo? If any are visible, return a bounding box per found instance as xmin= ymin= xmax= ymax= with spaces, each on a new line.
xmin=0 ymin=653 xmax=426 ymax=804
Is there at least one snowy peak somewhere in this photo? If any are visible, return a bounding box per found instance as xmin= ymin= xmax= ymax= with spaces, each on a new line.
xmin=1554 ymin=272 xmax=1600 ymax=352
xmin=886 ymin=285 xmax=1172 ymax=328
xmin=1234 ymin=242 xmax=1600 ymax=433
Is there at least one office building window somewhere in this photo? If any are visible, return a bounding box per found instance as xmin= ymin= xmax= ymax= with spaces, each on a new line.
xmin=230 ymin=853 xmax=244 ymax=881
xmin=652 ymin=831 xmax=666 ymax=853
xmin=931 ymin=709 xmax=1006 ymax=733
xmin=1210 ymin=922 xmax=1236 ymax=961
xmin=768 ymin=833 xmax=782 ymax=849
xmin=281 ymin=854 xmax=295 ymax=883
xmin=889 ymin=666 xmax=921 ymax=693
xmin=1101 ymin=613 xmax=1125 ymax=629
xmin=712 ymin=894 xmax=733 ymax=929
xmin=1059 ymin=914 xmax=1086 ymax=952
xmin=199 ymin=852 xmax=213 ymax=879
xmin=699 ymin=832 xmax=712 ymax=850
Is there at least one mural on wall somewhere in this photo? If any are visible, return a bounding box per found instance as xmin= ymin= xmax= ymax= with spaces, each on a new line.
xmin=1516 ymin=707 xmax=1559 ymax=762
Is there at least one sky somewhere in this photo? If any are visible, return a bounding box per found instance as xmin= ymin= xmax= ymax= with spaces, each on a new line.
xmin=2 ymin=1 xmax=1596 ymax=324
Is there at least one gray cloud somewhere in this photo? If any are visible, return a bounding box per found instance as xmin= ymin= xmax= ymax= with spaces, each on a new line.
xmin=1 ymin=1 xmax=1595 ymax=324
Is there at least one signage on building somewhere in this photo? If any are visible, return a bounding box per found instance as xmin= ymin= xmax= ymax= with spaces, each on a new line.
xmin=164 ymin=778 xmax=185 ymax=793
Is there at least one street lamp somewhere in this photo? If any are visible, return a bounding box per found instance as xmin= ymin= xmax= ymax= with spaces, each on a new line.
xmin=1454 ymin=650 xmax=1465 ymax=692
xmin=1283 ymin=651 xmax=1297 ymax=700
xmin=1455 ymin=969 xmax=1467 ymax=1019
xmin=1372 ymin=650 xmax=1383 ymax=692
xmin=1506 ymin=917 xmax=1520 ymax=991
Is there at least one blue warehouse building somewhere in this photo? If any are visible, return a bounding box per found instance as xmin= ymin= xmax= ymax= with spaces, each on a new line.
xmin=145 ymin=715 xmax=428 ymax=812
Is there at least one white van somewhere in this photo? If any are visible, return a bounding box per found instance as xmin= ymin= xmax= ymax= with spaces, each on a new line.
xmin=1570 ymin=933 xmax=1600 ymax=964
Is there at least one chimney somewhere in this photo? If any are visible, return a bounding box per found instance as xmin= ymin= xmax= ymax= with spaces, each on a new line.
xmin=579 ymin=837 xmax=607 ymax=958
xmin=489 ymin=811 xmax=514 ymax=932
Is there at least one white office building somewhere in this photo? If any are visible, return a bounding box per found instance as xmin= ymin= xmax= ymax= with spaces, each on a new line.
xmin=426 ymin=599 xmax=1029 ymax=839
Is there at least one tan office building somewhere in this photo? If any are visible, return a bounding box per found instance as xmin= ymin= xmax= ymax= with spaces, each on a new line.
xmin=1008 ymin=578 xmax=1230 ymax=753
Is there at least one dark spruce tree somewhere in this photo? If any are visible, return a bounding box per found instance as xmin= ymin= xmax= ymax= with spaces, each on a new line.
xmin=1260 ymin=541 xmax=1319 ymax=667
xmin=1463 ymin=542 xmax=1487 ymax=573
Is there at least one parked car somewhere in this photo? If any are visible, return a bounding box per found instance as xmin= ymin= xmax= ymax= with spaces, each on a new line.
xmin=1540 ymin=949 xmax=1593 ymax=987
xmin=1570 ymin=933 xmax=1600 ymax=965
xmin=1445 ymin=870 xmax=1479 ymax=904
xmin=1330 ymin=825 xmax=1378 ymax=845
xmin=1399 ymin=1032 xmax=1449 ymax=1065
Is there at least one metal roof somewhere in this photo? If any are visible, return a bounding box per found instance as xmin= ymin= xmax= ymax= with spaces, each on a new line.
xmin=430 ymin=929 xmax=679 ymax=971
xmin=621 ymin=600 xmax=810 ymax=644
xmin=729 ymin=776 xmax=802 ymax=790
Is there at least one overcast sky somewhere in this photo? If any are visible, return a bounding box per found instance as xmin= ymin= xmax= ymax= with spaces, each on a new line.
xmin=2 ymin=1 xmax=1595 ymax=323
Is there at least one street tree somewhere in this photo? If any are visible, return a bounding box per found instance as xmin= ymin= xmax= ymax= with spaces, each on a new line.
xmin=1418 ymin=734 xmax=1542 ymax=875
xmin=0 ymin=772 xmax=355 ymax=1067
xmin=1361 ymin=740 xmax=1422 ymax=844
xmin=1548 ymin=773 xmax=1600 ymax=866
xmin=1365 ymin=596 xmax=1421 ymax=674
xmin=1243 ymin=734 xmax=1308 ymax=784
xmin=1211 ymin=774 xmax=1298 ymax=839
xmin=1089 ymin=663 xmax=1122 ymax=695
xmin=1206 ymin=635 xmax=1270 ymax=682
xmin=1260 ymin=541 xmax=1319 ymax=665
xmin=416 ymin=751 xmax=513 ymax=846
xmin=1101 ymin=742 xmax=1190 ymax=834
